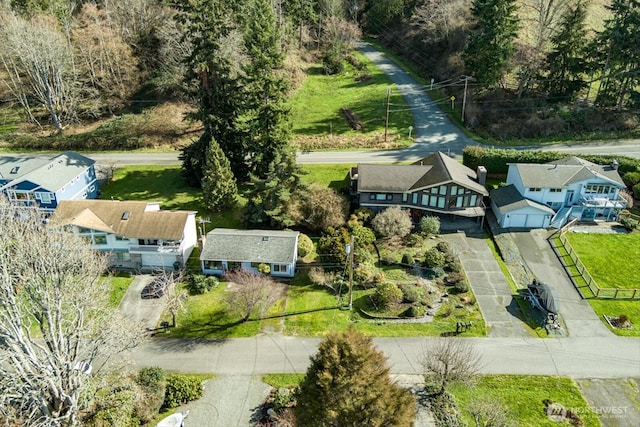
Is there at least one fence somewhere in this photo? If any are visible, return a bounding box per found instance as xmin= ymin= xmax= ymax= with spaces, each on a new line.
xmin=553 ymin=221 xmax=640 ymax=300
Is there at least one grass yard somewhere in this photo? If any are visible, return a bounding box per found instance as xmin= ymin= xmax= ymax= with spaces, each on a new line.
xmin=565 ymin=232 xmax=640 ymax=290
xmin=289 ymin=51 xmax=413 ymax=151
xmin=301 ymin=164 xmax=353 ymax=192
xmin=107 ymin=273 xmax=134 ymax=307
xmin=588 ymin=299 xmax=640 ymax=337
xmin=261 ymin=374 xmax=305 ymax=388
xmin=450 ymin=375 xmax=601 ymax=427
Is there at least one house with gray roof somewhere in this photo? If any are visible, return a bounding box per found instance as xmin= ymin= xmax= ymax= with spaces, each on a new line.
xmin=0 ymin=151 xmax=98 ymax=211
xmin=200 ymin=229 xmax=300 ymax=278
xmin=350 ymin=152 xmax=489 ymax=223
xmin=496 ymin=156 xmax=627 ymax=228
xmin=51 ymin=200 xmax=197 ymax=271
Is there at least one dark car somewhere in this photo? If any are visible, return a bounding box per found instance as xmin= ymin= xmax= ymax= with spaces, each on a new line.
xmin=141 ymin=279 xmax=167 ymax=299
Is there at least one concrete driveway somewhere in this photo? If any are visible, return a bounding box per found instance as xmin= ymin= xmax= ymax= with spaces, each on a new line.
xmin=118 ymin=274 xmax=166 ymax=330
xmin=511 ymin=229 xmax=612 ymax=337
xmin=443 ymin=232 xmax=531 ymax=338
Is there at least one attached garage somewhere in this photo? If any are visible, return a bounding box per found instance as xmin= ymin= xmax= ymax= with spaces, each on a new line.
xmin=491 ymin=185 xmax=555 ymax=229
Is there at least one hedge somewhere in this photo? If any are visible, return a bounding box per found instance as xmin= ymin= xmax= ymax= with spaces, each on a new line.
xmin=462 ymin=146 xmax=640 ymax=176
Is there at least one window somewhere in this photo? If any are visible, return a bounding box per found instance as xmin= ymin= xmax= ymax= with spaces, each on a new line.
xmin=470 ymin=195 xmax=477 ymax=206
xmin=457 ymin=187 xmax=465 ymax=195
xmin=273 ymin=264 xmax=287 ymax=273
xmin=36 ymin=192 xmax=53 ymax=203
xmin=437 ymin=197 xmax=445 ymax=209
xmin=550 ymin=188 xmax=562 ymax=192
xmin=402 ymin=193 xmax=408 ymax=202
xmin=585 ymin=184 xmax=613 ymax=194
xmin=206 ymin=260 xmax=223 ymax=270
xmin=421 ymin=194 xmax=428 ymax=205
xmin=439 ymin=185 xmax=447 ymax=195
xmin=528 ymin=188 xmax=541 ymax=192
xmin=138 ymin=239 xmax=159 ymax=246
xmin=88 ymin=184 xmax=95 ymax=192
xmin=456 ymin=196 xmax=463 ymax=208
xmin=115 ymin=235 xmax=128 ymax=241
xmin=115 ymin=252 xmax=131 ymax=261
xmin=412 ymin=193 xmax=418 ymax=204
xmin=93 ymin=235 xmax=107 ymax=245
xmin=428 ymin=195 xmax=437 ymax=207
xmin=251 ymin=262 xmax=261 ymax=268
xmin=451 ymin=185 xmax=457 ymax=195
xmin=430 ymin=187 xmax=438 ymax=194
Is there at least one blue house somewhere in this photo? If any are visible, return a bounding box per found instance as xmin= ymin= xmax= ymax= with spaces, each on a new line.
xmin=0 ymin=151 xmax=98 ymax=211
xmin=200 ymin=229 xmax=300 ymax=278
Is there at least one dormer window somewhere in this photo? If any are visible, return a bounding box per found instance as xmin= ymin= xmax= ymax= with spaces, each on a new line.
xmin=121 ymin=211 xmax=130 ymax=220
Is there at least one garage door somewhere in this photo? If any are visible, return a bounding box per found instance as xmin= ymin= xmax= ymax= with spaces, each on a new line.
xmin=525 ymin=215 xmax=545 ymax=228
xmin=508 ymin=214 xmax=527 ymax=227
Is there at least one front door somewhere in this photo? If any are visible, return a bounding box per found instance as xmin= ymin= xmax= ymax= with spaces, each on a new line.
xmin=565 ymin=190 xmax=575 ymax=206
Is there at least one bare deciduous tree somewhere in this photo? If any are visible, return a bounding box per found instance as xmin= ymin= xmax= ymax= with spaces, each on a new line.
xmin=162 ymin=273 xmax=188 ymax=328
xmin=469 ymin=396 xmax=513 ymax=427
xmin=224 ymin=270 xmax=281 ymax=322
xmin=0 ymin=11 xmax=77 ymax=130
xmin=420 ymin=338 xmax=483 ymax=394
xmin=0 ymin=199 xmax=145 ymax=425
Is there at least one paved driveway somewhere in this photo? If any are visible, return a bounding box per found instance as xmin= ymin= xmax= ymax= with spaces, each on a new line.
xmin=443 ymin=232 xmax=531 ymax=338
xmin=511 ymin=229 xmax=612 ymax=337
xmin=118 ymin=274 xmax=165 ymax=330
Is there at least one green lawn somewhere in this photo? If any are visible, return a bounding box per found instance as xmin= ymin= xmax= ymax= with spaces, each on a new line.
xmin=450 ymin=375 xmax=601 ymax=427
xmin=588 ymin=299 xmax=640 ymax=337
xmin=565 ymin=232 xmax=640 ymax=290
xmin=289 ymin=51 xmax=413 ymax=150
xmin=301 ymin=164 xmax=353 ymax=192
xmin=107 ymin=273 xmax=134 ymax=307
xmin=261 ymin=373 xmax=305 ymax=388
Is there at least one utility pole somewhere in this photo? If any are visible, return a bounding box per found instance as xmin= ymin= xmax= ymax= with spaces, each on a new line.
xmin=461 ymin=75 xmax=470 ymax=123
xmin=347 ymin=235 xmax=354 ymax=310
xmin=384 ymin=87 xmax=391 ymax=143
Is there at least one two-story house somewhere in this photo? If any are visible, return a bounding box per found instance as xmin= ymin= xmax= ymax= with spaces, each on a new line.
xmin=491 ymin=157 xmax=627 ymax=228
xmin=350 ymin=151 xmax=489 ymax=224
xmin=51 ymin=200 xmax=197 ymax=271
xmin=0 ymin=151 xmax=98 ymax=212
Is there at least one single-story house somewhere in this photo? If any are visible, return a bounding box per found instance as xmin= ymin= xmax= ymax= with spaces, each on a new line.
xmin=200 ymin=229 xmax=300 ymax=278
xmin=0 ymin=151 xmax=98 ymax=212
xmin=51 ymin=200 xmax=197 ymax=271
xmin=497 ymin=156 xmax=627 ymax=228
xmin=350 ymin=151 xmax=489 ymax=223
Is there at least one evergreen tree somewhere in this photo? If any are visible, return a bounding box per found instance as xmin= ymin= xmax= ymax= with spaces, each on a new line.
xmin=464 ymin=0 xmax=520 ymax=88
xmin=295 ymin=329 xmax=416 ymax=427
xmin=202 ymin=137 xmax=237 ymax=212
xmin=174 ymin=0 xmax=244 ymax=186
xmin=244 ymin=149 xmax=306 ymax=228
xmin=541 ymin=1 xmax=589 ymax=102
xmin=283 ymin=0 xmax=317 ymax=47
xmin=240 ymin=0 xmax=291 ymax=179
xmin=593 ymin=0 xmax=640 ymax=109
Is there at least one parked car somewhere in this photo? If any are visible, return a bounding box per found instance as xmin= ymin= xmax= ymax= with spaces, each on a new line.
xmin=141 ymin=279 xmax=167 ymax=299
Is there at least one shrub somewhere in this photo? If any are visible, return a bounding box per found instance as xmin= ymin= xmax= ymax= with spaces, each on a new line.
xmin=424 ymin=248 xmax=446 ymax=267
xmin=257 ymin=263 xmax=271 ymax=275
xmin=634 ymin=183 xmax=640 ymax=200
xmin=353 ymin=265 xmax=372 ymax=285
xmin=436 ymin=241 xmax=451 ymax=255
xmin=371 ymin=206 xmax=413 ymax=238
xmin=401 ymin=253 xmax=415 ymax=265
xmin=189 ymin=274 xmax=218 ymax=295
xmin=373 ymin=282 xmax=403 ymax=309
xmin=425 ymin=267 xmax=446 ymax=279
xmin=623 ymin=171 xmax=640 ymax=187
xmin=446 ymin=261 xmax=463 ymax=273
xmin=404 ymin=233 xmax=424 ymax=247
xmin=401 ymin=285 xmax=422 ymax=303
xmin=298 ymin=233 xmax=314 ymax=258
xmin=453 ymin=281 xmax=470 ymax=293
xmin=371 ymin=271 xmax=386 ymax=285
xmin=446 ymin=272 xmax=466 ymax=285
xmin=620 ymin=215 xmax=638 ymax=231
xmin=92 ymin=388 xmax=138 ymax=427
xmin=162 ymin=375 xmax=204 ymax=409
xmin=136 ymin=367 xmax=165 ymax=390
xmin=403 ymin=305 xmax=426 ymax=318
xmin=323 ymin=46 xmax=344 ymax=74
xmin=354 ymin=208 xmax=374 ymax=225
xmin=419 ymin=215 xmax=441 ymax=235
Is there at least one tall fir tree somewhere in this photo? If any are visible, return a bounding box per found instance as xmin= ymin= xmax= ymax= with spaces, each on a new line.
xmin=240 ymin=0 xmax=291 ymax=179
xmin=202 ymin=137 xmax=237 ymax=212
xmin=593 ymin=0 xmax=640 ymax=109
xmin=541 ymin=1 xmax=589 ymax=102
xmin=464 ymin=0 xmax=520 ymax=88
xmin=295 ymin=329 xmax=416 ymax=427
xmin=244 ymin=149 xmax=306 ymax=228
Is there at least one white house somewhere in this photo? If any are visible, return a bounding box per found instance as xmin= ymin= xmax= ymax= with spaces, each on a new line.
xmin=492 ymin=157 xmax=627 ymax=228
xmin=200 ymin=229 xmax=300 ymax=278
xmin=51 ymin=200 xmax=197 ymax=271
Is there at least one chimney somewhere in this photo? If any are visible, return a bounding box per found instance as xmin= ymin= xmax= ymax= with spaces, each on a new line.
xmin=611 ymin=159 xmax=619 ymax=171
xmin=476 ymin=165 xmax=487 ymax=186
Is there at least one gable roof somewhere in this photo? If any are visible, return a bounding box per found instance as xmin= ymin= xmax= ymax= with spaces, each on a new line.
xmin=357 ymin=152 xmax=488 ymax=195
xmin=200 ymin=229 xmax=299 ymax=264
xmin=491 ymin=184 xmax=555 ymax=215
xmin=51 ymin=200 xmax=194 ymax=240
xmin=0 ymin=151 xmax=95 ymax=192
xmin=510 ymin=156 xmax=625 ymax=188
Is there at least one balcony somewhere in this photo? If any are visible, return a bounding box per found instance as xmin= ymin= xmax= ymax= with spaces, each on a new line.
xmin=129 ymin=244 xmax=180 ymax=254
xmin=579 ymin=196 xmax=627 ymax=209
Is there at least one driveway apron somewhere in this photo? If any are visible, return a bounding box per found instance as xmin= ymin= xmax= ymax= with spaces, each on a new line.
xmin=511 ymin=230 xmax=611 ymax=337
xmin=442 ymin=232 xmax=531 ymax=338
xmin=117 ymin=274 xmax=165 ymax=330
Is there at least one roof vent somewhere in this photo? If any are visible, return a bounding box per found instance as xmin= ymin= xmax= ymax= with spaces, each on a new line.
xmin=10 ymin=166 xmax=19 ymax=174
xmin=121 ymin=211 xmax=130 ymax=220
xmin=262 ymin=236 xmax=269 ymax=242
